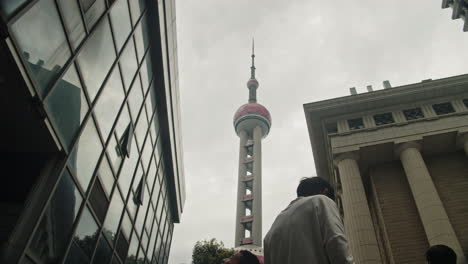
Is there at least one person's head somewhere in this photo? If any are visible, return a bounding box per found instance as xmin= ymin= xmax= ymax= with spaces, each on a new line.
xmin=224 ymin=250 xmax=260 ymax=264
xmin=426 ymin=244 xmax=457 ymax=264
xmin=296 ymin=177 xmax=335 ymax=200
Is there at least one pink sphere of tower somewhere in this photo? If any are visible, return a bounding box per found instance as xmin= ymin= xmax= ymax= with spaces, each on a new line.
xmin=233 ymin=102 xmax=271 ymax=137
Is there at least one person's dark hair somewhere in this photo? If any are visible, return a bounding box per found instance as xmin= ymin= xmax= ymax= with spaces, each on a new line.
xmin=296 ymin=177 xmax=335 ymax=200
xmin=426 ymin=244 xmax=457 ymax=264
xmin=239 ymin=250 xmax=260 ymax=264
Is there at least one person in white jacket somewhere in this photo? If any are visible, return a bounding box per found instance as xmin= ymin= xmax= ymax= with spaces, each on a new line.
xmin=264 ymin=177 xmax=353 ymax=264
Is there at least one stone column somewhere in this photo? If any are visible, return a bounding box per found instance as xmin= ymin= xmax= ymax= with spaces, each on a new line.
xmin=251 ymin=126 xmax=263 ymax=246
xmin=397 ymin=142 xmax=466 ymax=264
xmin=235 ymin=130 xmax=248 ymax=247
xmin=334 ymin=152 xmax=382 ymax=264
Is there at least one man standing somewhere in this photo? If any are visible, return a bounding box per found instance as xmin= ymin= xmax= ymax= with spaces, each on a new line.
xmin=264 ymin=177 xmax=353 ymax=264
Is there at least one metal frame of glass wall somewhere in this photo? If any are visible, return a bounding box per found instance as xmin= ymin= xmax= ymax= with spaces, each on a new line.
xmin=1 ymin=0 xmax=176 ymax=263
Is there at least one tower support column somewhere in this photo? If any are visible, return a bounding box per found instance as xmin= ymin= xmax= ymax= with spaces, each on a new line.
xmin=396 ymin=142 xmax=466 ymax=264
xmin=252 ymin=126 xmax=263 ymax=246
xmin=334 ymin=152 xmax=382 ymax=264
xmin=235 ymin=130 xmax=248 ymax=247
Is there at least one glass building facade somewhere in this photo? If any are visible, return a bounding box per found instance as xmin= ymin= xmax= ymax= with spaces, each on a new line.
xmin=0 ymin=0 xmax=184 ymax=264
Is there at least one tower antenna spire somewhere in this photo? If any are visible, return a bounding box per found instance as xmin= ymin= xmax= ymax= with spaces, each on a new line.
xmin=250 ymin=38 xmax=255 ymax=79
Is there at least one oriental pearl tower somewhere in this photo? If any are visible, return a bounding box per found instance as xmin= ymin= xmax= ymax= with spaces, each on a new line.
xmin=233 ymin=41 xmax=271 ymax=250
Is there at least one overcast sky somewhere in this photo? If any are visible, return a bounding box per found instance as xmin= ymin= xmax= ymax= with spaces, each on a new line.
xmin=168 ymin=1 xmax=468 ymax=263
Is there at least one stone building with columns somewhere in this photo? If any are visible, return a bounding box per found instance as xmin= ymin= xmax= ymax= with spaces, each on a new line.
xmin=303 ymin=74 xmax=468 ymax=264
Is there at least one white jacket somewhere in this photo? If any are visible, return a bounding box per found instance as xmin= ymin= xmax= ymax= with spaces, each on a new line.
xmin=264 ymin=195 xmax=353 ymax=264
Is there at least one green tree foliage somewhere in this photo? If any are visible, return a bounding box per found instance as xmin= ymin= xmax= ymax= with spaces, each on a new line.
xmin=192 ymin=239 xmax=235 ymax=264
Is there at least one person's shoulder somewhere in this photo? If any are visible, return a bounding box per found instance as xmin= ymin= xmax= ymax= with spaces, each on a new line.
xmin=302 ymin=195 xmax=337 ymax=208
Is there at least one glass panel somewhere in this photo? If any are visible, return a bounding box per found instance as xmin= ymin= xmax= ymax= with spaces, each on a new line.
xmin=57 ymin=0 xmax=86 ymax=49
xmin=147 ymin=227 xmax=156 ymax=258
xmin=77 ymin=17 xmax=116 ymax=102
xmin=145 ymin=206 xmax=154 ymax=234
xmin=94 ymin=66 xmax=125 ymax=140
xmin=141 ymin=232 xmax=149 ymax=251
xmin=129 ymin=0 xmax=146 ymax=25
xmin=121 ymin=212 xmax=132 ymax=240
xmin=146 ymin=157 xmax=157 ymax=190
xmin=74 ymin=206 xmax=99 ymax=257
xmin=103 ymin=190 xmax=125 ymax=242
xmin=115 ymin=106 xmax=132 ymax=140
xmin=132 ymin=164 xmax=143 ymax=193
xmin=28 ymin=170 xmax=83 ymax=261
xmin=154 ymin=192 xmax=163 ymax=224
xmin=92 ymin=236 xmax=113 ymax=264
xmin=110 ymin=0 xmax=132 ymax=52
xmin=119 ymin=41 xmax=139 ymax=91
xmin=81 ymin=0 xmax=106 ymax=29
xmin=139 ymin=53 xmax=153 ymax=91
xmin=134 ymin=201 xmax=146 ymax=237
xmin=69 ymin=119 xmax=103 ymax=191
xmin=154 ymin=138 xmax=162 ymax=165
xmin=118 ymin=135 xmax=139 ymax=196
xmin=108 ymin=134 xmax=124 ymax=171
xmin=153 ymin=233 xmax=162 ymax=263
xmin=11 ymin=0 xmax=71 ymax=96
xmin=127 ymin=79 xmax=144 ymax=122
xmin=140 ymin=137 xmax=152 ymax=170
xmin=97 ymin=155 xmax=114 ymax=197
xmin=45 ymin=64 xmax=88 ymax=150
xmin=134 ymin=111 xmax=148 ymax=149
xmin=133 ymin=15 xmax=149 ymax=63
xmin=125 ymin=235 xmax=139 ymax=263
xmin=64 ymin=241 xmax=90 ymax=264
xmin=0 ymin=0 xmax=28 ymax=18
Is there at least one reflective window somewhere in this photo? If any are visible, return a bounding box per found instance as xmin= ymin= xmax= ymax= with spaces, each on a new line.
xmin=146 ymin=157 xmax=157 ymax=191
xmin=403 ymin=108 xmax=424 ymax=121
xmin=153 ymin=232 xmax=162 ymax=263
xmin=126 ymin=235 xmax=139 ymax=263
xmin=97 ymin=155 xmax=114 ymax=197
xmin=45 ymin=64 xmax=88 ymax=150
xmin=57 ymin=0 xmax=86 ymax=49
xmin=65 ymin=240 xmax=90 ymax=263
xmin=108 ymin=135 xmax=124 ymax=172
xmin=147 ymin=227 xmax=157 ymax=258
xmin=28 ymin=170 xmax=83 ymax=262
xmin=118 ymin=135 xmax=139 ymax=195
xmin=74 ymin=206 xmax=99 ymax=257
xmin=80 ymin=0 xmax=106 ymax=29
xmin=129 ymin=0 xmax=146 ymax=25
xmin=128 ymin=78 xmax=144 ymax=121
xmin=94 ymin=66 xmax=125 ymax=140
xmin=0 ymin=0 xmax=28 ymax=18
xmin=69 ymin=119 xmax=103 ymax=191
xmin=119 ymin=41 xmax=139 ymax=90
xmin=121 ymin=211 xmax=132 ymax=240
xmin=92 ymin=236 xmax=112 ymax=264
xmin=140 ymin=53 xmax=153 ymax=91
xmin=77 ymin=18 xmax=116 ymax=102
xmin=140 ymin=137 xmax=152 ymax=170
xmin=115 ymin=106 xmax=132 ymax=140
xmin=89 ymin=179 xmax=109 ymax=223
xmin=132 ymin=164 xmax=143 ymax=193
xmin=373 ymin=113 xmax=395 ymax=126
xmin=347 ymin=118 xmax=364 ymax=130
xmin=110 ymin=0 xmax=132 ymax=52
xmin=134 ymin=111 xmax=148 ymax=149
xmin=433 ymin=102 xmax=455 ymax=115
xmin=103 ymin=189 xmax=124 ymax=242
xmin=11 ymin=0 xmax=71 ymax=96
xmin=133 ymin=14 xmax=149 ymax=62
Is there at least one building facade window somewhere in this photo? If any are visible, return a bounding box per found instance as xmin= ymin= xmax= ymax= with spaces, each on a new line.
xmin=432 ymin=102 xmax=455 ymax=115
xmin=325 ymin=123 xmax=338 ymax=134
xmin=373 ymin=113 xmax=395 ymax=126
xmin=403 ymin=107 xmax=424 ymax=121
xmin=347 ymin=118 xmax=365 ymax=130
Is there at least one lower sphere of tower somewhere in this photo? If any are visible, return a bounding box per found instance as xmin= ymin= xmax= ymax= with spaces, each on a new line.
xmin=234 ymin=103 xmax=271 ymax=137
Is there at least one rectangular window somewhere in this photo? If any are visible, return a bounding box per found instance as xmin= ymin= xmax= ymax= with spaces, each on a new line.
xmin=325 ymin=122 xmax=338 ymax=134
xmin=403 ymin=108 xmax=424 ymax=121
xmin=373 ymin=113 xmax=395 ymax=126
xmin=116 ymin=230 xmax=130 ymax=261
xmin=347 ymin=118 xmax=364 ymax=130
xmin=432 ymin=102 xmax=455 ymax=115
